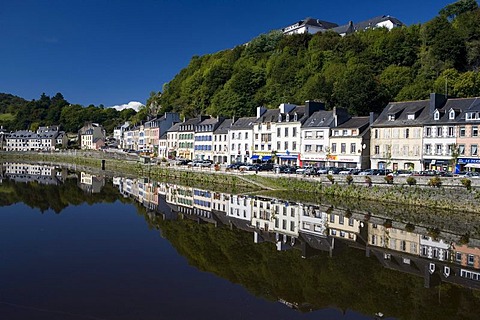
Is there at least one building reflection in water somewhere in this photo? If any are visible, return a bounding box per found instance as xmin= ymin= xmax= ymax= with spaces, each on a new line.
xmin=79 ymin=172 xmax=105 ymax=193
xmin=3 ymin=162 xmax=66 ymax=185
xmin=113 ymin=176 xmax=480 ymax=292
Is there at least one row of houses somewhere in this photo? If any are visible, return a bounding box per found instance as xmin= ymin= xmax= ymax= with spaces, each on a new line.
xmin=0 ymin=123 xmax=108 ymax=152
xmin=2 ymin=93 xmax=480 ymax=173
xmin=115 ymin=94 xmax=480 ymax=172
xmin=114 ymin=177 xmax=480 ymax=290
xmin=281 ymin=15 xmax=404 ymax=36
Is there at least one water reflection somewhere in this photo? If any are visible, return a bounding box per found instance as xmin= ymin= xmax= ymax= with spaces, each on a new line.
xmin=2 ymin=162 xmax=480 ymax=319
xmin=113 ymin=176 xmax=480 ymax=293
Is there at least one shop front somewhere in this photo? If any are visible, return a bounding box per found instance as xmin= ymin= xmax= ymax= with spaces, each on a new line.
xmin=300 ymin=154 xmax=327 ymax=167
xmin=327 ymin=155 xmax=361 ymax=169
xmin=423 ymin=159 xmax=451 ymax=172
xmin=458 ymin=158 xmax=480 ymax=173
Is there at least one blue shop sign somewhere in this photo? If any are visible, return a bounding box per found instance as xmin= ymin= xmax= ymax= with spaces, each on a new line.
xmin=458 ymin=158 xmax=480 ymax=164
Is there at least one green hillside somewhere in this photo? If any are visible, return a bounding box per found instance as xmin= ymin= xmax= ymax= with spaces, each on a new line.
xmin=158 ymin=0 xmax=480 ymax=118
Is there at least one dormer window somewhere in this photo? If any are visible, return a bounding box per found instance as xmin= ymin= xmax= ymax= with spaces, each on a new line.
xmin=407 ymin=113 xmax=415 ymax=120
xmin=388 ymin=114 xmax=395 ymax=121
xmin=449 ymin=109 xmax=455 ymax=120
xmin=434 ymin=110 xmax=440 ymax=120
xmin=286 ymin=114 xmax=290 ymax=122
xmin=278 ymin=114 xmax=282 ymax=122
xmin=294 ymin=113 xmax=298 ymax=121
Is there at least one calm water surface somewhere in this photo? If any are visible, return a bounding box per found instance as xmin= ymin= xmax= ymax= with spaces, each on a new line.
xmin=0 ymin=202 xmax=372 ymax=320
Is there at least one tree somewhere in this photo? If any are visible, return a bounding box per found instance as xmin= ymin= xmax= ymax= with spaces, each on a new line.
xmin=333 ymin=63 xmax=387 ymax=115
xmin=440 ymin=0 xmax=478 ymax=20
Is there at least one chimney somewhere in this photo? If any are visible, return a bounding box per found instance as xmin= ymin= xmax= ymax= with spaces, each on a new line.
xmin=305 ymin=100 xmax=325 ymax=117
xmin=232 ymin=116 xmax=235 ymax=125
xmin=429 ymin=93 xmax=447 ymax=114
xmin=369 ymin=112 xmax=378 ymax=126
xmin=257 ymin=106 xmax=267 ymax=118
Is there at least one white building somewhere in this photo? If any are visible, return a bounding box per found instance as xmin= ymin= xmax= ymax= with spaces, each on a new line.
xmin=194 ymin=117 xmax=225 ymax=161
xmin=228 ymin=117 xmax=255 ymax=164
xmin=282 ymin=17 xmax=338 ymax=35
xmin=212 ymin=119 xmax=232 ymax=164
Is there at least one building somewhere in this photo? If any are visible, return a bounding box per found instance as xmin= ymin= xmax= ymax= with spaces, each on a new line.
xmin=301 ymin=107 xmax=350 ymax=167
xmin=328 ymin=116 xmax=372 ymax=169
xmin=253 ymin=101 xmax=325 ymax=165
xmin=212 ymin=119 xmax=232 ymax=164
xmin=79 ymin=123 xmax=106 ymax=150
xmin=177 ymin=116 xmax=208 ymax=160
xmin=332 ymin=15 xmax=404 ymax=36
xmin=194 ymin=116 xmax=225 ymax=161
xmin=282 ymin=17 xmax=338 ymax=35
xmin=370 ymin=95 xmax=443 ymax=171
xmin=228 ymin=117 xmax=256 ymax=164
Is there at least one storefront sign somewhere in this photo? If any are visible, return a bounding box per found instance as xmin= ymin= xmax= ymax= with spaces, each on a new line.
xmin=458 ymin=158 xmax=480 ymax=164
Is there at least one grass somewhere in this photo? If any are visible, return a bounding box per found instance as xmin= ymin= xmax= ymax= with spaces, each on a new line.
xmin=0 ymin=113 xmax=15 ymax=121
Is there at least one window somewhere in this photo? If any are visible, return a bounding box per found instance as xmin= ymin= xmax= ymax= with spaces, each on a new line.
xmin=460 ymin=126 xmax=466 ymax=137
xmin=436 ymin=144 xmax=442 ymax=155
xmin=277 ymin=128 xmax=281 ymax=137
xmin=245 ymin=132 xmax=248 ymax=139
xmin=449 ymin=109 xmax=455 ymax=119
xmin=375 ymin=145 xmax=380 ymax=155
xmin=284 ymin=141 xmax=288 ymax=150
xmin=305 ymin=145 xmax=312 ymax=152
xmin=437 ymin=127 xmax=442 ymax=137
xmin=341 ymin=143 xmax=346 ymax=153
xmin=425 ymin=144 xmax=431 ymax=154
xmin=305 ymin=131 xmax=312 ymax=138
xmin=459 ymin=144 xmax=465 ymax=155
xmin=426 ymin=127 xmax=432 ymax=137
xmin=329 ymin=214 xmax=335 ymax=222
xmin=388 ymin=114 xmax=395 ymax=121
xmin=316 ymin=145 xmax=323 ymax=152
xmin=374 ymin=129 xmax=379 ymax=139
xmin=350 ymin=143 xmax=356 ymax=154
xmin=293 ymin=127 xmax=297 ymax=137
xmin=284 ymin=128 xmax=288 ymax=137
xmin=473 ymin=126 xmax=478 ymax=137
xmin=456 ymin=252 xmax=462 ymax=262
xmin=332 ymin=143 xmax=337 ymax=153
xmin=434 ymin=110 xmax=440 ymax=120
xmin=405 ymin=129 xmax=409 ymax=138
xmin=471 ymin=144 xmax=478 ymax=156
xmin=292 ymin=142 xmax=297 ymax=150
xmin=334 ymin=130 xmax=339 ymax=136
xmin=342 ymin=130 xmax=348 ymax=136
xmin=468 ymin=254 xmax=475 ymax=266
xmin=408 ymin=113 xmax=415 ymax=120
xmin=277 ymin=142 xmax=280 ymax=150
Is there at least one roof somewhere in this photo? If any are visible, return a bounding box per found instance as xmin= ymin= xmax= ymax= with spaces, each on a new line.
xmin=302 ymin=110 xmax=335 ymax=128
xmin=166 ymin=122 xmax=181 ymax=132
xmin=355 ymin=15 xmax=404 ymax=31
xmin=283 ymin=17 xmax=338 ymax=32
xmin=425 ymin=97 xmax=480 ymax=125
xmin=255 ymin=105 xmax=307 ymax=124
xmin=231 ymin=117 xmax=256 ymax=130
xmin=336 ymin=116 xmax=370 ymax=129
xmin=214 ymin=119 xmax=233 ymax=134
xmin=372 ymin=99 xmax=431 ymax=127
xmin=332 ymin=15 xmax=404 ymax=35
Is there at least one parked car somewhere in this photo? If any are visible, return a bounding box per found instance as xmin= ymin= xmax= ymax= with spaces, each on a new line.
xmin=328 ymin=167 xmax=341 ymax=175
xmin=317 ymin=167 xmax=329 ymax=174
xmin=258 ymin=163 xmax=274 ymax=171
xmin=227 ymin=162 xmax=244 ymax=170
xmin=200 ymin=160 xmax=213 ymax=167
xmin=394 ymin=170 xmax=412 ymax=176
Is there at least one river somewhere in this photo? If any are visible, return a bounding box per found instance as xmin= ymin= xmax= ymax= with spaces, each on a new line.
xmin=0 ymin=163 xmax=479 ymax=320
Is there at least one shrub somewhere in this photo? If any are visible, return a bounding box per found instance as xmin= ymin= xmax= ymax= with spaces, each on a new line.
xmin=405 ymin=223 xmax=415 ymax=232
xmin=461 ymin=178 xmax=472 ymax=190
xmin=460 ymin=233 xmax=470 ymax=245
xmin=364 ymin=176 xmax=372 ymax=187
xmin=384 ymin=175 xmax=394 ymax=184
xmin=427 ymin=176 xmax=442 ymax=188
xmin=406 ymin=176 xmax=417 ymax=186
xmin=326 ymin=174 xmax=335 ymax=184
xmin=345 ymin=175 xmax=353 ymax=185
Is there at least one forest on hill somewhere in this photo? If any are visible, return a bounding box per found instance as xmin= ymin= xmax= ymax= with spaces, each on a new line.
xmin=157 ymin=0 xmax=480 ymax=118
xmin=0 ymin=92 xmax=139 ymax=133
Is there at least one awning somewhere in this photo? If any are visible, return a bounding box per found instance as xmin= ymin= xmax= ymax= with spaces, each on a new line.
xmin=465 ymin=163 xmax=480 ymax=168
xmin=279 ymin=155 xmax=298 ymax=160
xmin=250 ymin=155 xmax=259 ymax=160
xmin=261 ymin=155 xmax=272 ymax=161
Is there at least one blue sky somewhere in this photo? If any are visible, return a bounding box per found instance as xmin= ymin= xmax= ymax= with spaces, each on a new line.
xmin=0 ymin=0 xmax=456 ymax=108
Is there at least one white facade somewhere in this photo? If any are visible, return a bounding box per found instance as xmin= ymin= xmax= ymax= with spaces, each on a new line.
xmin=228 ymin=194 xmax=253 ymax=221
